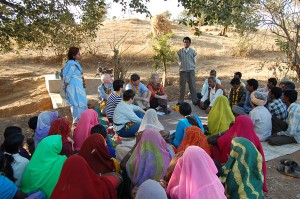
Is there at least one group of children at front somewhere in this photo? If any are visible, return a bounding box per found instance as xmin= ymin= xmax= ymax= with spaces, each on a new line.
xmin=0 ymin=70 xmax=299 ymax=199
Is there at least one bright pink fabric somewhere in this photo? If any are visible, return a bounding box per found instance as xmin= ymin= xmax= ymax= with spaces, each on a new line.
xmin=216 ymin=115 xmax=268 ymax=192
xmin=73 ymin=109 xmax=99 ymax=151
xmin=166 ymin=146 xmax=226 ymax=199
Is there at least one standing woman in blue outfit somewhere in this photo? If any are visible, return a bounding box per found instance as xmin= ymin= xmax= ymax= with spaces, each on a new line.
xmin=62 ymin=47 xmax=88 ymax=124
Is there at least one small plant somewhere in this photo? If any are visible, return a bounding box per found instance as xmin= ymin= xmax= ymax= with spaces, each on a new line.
xmin=152 ymin=33 xmax=176 ymax=86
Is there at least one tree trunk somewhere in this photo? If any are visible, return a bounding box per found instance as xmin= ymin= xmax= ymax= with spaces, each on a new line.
xmin=162 ymin=62 xmax=167 ymax=86
xmin=219 ymin=25 xmax=228 ymax=36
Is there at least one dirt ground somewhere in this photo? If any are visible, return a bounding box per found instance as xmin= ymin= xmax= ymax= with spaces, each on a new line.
xmin=0 ymin=19 xmax=300 ymax=198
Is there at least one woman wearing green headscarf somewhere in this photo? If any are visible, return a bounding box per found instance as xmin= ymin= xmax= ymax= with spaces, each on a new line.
xmin=221 ymin=137 xmax=264 ymax=199
xmin=208 ymin=95 xmax=235 ymax=135
xmin=21 ymin=135 xmax=67 ymax=198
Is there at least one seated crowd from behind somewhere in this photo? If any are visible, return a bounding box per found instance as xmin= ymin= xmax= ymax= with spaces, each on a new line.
xmin=1 ymin=70 xmax=299 ymax=199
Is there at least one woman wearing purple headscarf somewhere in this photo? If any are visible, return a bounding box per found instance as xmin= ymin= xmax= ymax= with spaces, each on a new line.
xmin=34 ymin=111 xmax=59 ymax=147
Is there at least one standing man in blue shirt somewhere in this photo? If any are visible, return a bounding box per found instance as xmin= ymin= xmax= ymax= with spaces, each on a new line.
xmin=177 ymin=37 xmax=198 ymax=105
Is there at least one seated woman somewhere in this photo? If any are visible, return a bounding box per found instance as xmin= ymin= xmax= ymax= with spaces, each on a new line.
xmin=51 ymin=155 xmax=122 ymax=199
xmin=124 ymin=129 xmax=172 ymax=187
xmin=138 ymin=109 xmax=169 ymax=140
xmin=79 ymin=134 xmax=119 ymax=175
xmin=207 ymin=96 xmax=235 ymax=136
xmin=133 ymin=179 xmax=167 ymax=199
xmin=170 ymin=102 xmax=205 ymax=148
xmin=221 ymin=137 xmax=264 ymax=198
xmin=34 ymin=111 xmax=59 ymax=147
xmin=176 ymin=126 xmax=211 ymax=155
xmin=3 ymin=133 xmax=29 ymax=188
xmin=90 ymin=124 xmax=116 ymax=158
xmin=0 ymin=151 xmax=25 ymax=199
xmin=48 ymin=118 xmax=74 ymax=157
xmin=73 ymin=109 xmax=99 ymax=151
xmin=166 ymin=146 xmax=226 ymax=199
xmin=98 ymin=73 xmax=114 ymax=115
xmin=21 ymin=135 xmax=67 ymax=198
xmin=209 ymin=115 xmax=268 ymax=192
xmin=147 ymin=73 xmax=170 ymax=114
xmin=113 ymin=90 xmax=145 ymax=138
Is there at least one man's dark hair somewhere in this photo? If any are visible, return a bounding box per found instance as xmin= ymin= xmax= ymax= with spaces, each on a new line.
xmin=268 ymin=78 xmax=277 ymax=87
xmin=113 ymin=80 xmax=125 ymax=91
xmin=67 ymin=47 xmax=79 ymax=60
xmin=247 ymin=79 xmax=259 ymax=90
xmin=230 ymin=77 xmax=241 ymax=85
xmin=179 ymin=102 xmax=192 ymax=116
xmin=28 ymin=116 xmax=38 ymax=130
xmin=4 ymin=126 xmax=22 ymax=139
xmin=234 ymin=72 xmax=242 ymax=78
xmin=90 ymin=124 xmax=107 ymax=139
xmin=210 ymin=70 xmax=216 ymax=74
xmin=130 ymin=73 xmax=140 ymax=82
xmin=283 ymin=89 xmax=298 ymax=103
xmin=283 ymin=81 xmax=295 ymax=90
xmin=123 ymin=89 xmax=135 ymax=101
xmin=183 ymin=37 xmax=191 ymax=43
xmin=270 ymin=87 xmax=282 ymax=99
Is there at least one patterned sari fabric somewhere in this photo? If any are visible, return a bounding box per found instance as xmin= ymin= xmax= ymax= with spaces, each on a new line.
xmin=176 ymin=126 xmax=211 ymax=156
xmin=79 ymin=134 xmax=115 ymax=175
xmin=216 ymin=115 xmax=268 ymax=192
xmin=221 ymin=137 xmax=264 ymax=199
xmin=51 ymin=155 xmax=117 ymax=199
xmin=208 ymin=96 xmax=235 ymax=135
xmin=126 ymin=129 xmax=172 ymax=187
xmin=167 ymin=146 xmax=226 ymax=199
xmin=73 ymin=109 xmax=99 ymax=151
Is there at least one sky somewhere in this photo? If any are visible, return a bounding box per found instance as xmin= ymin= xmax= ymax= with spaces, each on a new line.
xmin=106 ymin=0 xmax=184 ymax=20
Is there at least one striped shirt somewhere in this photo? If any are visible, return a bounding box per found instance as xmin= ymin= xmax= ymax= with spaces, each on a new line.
xmin=177 ymin=47 xmax=197 ymax=71
xmin=106 ymin=92 xmax=122 ymax=120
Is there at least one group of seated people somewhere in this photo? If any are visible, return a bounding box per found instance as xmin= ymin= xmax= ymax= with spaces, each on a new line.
xmin=0 ymin=70 xmax=299 ymax=199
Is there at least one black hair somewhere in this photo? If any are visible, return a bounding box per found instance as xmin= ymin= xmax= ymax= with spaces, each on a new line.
xmin=268 ymin=78 xmax=277 ymax=87
xmin=247 ymin=79 xmax=259 ymax=90
xmin=230 ymin=77 xmax=241 ymax=85
xmin=4 ymin=133 xmax=25 ymax=154
xmin=183 ymin=37 xmax=191 ymax=43
xmin=283 ymin=81 xmax=295 ymax=90
xmin=283 ymin=89 xmax=298 ymax=103
xmin=4 ymin=126 xmax=22 ymax=139
xmin=113 ymin=79 xmax=125 ymax=91
xmin=67 ymin=47 xmax=80 ymax=60
xmin=208 ymin=76 xmax=216 ymax=82
xmin=210 ymin=70 xmax=216 ymax=74
xmin=130 ymin=74 xmax=140 ymax=82
xmin=270 ymin=87 xmax=282 ymax=99
xmin=179 ymin=102 xmax=192 ymax=116
xmin=28 ymin=116 xmax=38 ymax=130
xmin=123 ymin=89 xmax=135 ymax=101
xmin=0 ymin=151 xmax=15 ymax=182
xmin=234 ymin=72 xmax=242 ymax=78
xmin=90 ymin=124 xmax=107 ymax=138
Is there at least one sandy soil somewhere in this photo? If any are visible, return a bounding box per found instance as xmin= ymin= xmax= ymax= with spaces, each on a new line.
xmin=0 ymin=19 xmax=299 ymax=198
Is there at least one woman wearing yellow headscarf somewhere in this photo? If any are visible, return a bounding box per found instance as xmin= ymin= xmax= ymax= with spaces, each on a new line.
xmin=208 ymin=96 xmax=235 ymax=135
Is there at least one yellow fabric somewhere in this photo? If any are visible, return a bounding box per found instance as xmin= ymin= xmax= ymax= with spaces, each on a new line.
xmin=99 ymin=101 xmax=106 ymax=110
xmin=112 ymin=158 xmax=121 ymax=173
xmin=208 ymin=96 xmax=235 ymax=135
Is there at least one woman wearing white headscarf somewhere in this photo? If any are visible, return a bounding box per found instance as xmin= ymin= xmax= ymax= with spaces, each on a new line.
xmin=138 ymin=109 xmax=169 ymax=140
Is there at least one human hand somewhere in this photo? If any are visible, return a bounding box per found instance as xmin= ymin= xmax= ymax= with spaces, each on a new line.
xmin=143 ymin=98 xmax=149 ymax=102
xmin=160 ymin=95 xmax=167 ymax=100
xmin=205 ymin=107 xmax=211 ymax=114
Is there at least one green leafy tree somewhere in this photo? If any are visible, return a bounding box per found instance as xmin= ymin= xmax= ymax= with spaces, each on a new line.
xmin=0 ymin=0 xmax=106 ymax=53
xmin=152 ymin=33 xmax=176 ymax=86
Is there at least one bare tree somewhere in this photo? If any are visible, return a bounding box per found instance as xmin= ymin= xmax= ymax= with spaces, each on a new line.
xmin=109 ymin=32 xmax=146 ymax=80
xmin=259 ymin=0 xmax=300 ymax=79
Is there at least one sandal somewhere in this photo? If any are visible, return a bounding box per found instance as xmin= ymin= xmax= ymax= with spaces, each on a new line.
xmin=280 ymin=159 xmax=300 ymax=171
xmin=277 ymin=164 xmax=300 ymax=178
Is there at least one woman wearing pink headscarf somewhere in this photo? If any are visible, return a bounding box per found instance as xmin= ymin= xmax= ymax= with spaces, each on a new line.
xmin=73 ymin=109 xmax=99 ymax=151
xmin=166 ymin=146 xmax=226 ymax=199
